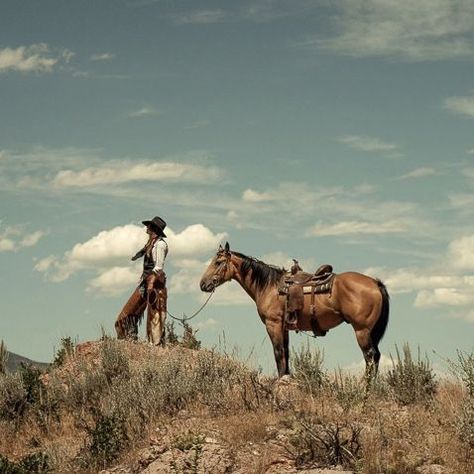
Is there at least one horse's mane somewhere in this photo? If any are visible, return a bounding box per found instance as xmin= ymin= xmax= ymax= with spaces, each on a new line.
xmin=232 ymin=252 xmax=286 ymax=290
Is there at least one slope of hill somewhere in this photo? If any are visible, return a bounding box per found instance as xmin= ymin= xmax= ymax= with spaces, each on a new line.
xmin=5 ymin=351 xmax=49 ymax=372
xmin=0 ymin=338 xmax=472 ymax=473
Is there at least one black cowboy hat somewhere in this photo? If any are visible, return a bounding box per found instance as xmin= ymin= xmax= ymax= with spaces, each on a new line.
xmin=142 ymin=216 xmax=167 ymax=237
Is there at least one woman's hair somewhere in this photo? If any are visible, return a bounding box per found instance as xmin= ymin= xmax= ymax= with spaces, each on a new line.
xmin=144 ymin=233 xmax=158 ymax=256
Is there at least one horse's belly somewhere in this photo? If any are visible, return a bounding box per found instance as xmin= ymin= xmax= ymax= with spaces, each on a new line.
xmin=297 ymin=296 xmax=343 ymax=331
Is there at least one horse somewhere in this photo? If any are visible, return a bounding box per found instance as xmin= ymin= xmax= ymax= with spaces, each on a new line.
xmin=199 ymin=242 xmax=389 ymax=382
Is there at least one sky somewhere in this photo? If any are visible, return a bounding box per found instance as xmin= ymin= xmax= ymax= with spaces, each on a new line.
xmin=1 ymin=0 xmax=474 ymax=374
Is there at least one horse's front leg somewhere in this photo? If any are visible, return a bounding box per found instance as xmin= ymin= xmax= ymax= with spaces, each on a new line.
xmin=265 ymin=318 xmax=288 ymax=377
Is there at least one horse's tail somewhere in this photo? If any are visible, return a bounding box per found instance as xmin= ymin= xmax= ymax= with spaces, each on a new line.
xmin=371 ymin=279 xmax=390 ymax=346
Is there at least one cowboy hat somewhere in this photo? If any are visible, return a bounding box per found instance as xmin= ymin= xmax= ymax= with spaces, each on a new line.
xmin=142 ymin=216 xmax=167 ymax=237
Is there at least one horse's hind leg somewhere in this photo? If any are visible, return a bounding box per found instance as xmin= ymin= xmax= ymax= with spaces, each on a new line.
xmin=355 ymin=328 xmax=380 ymax=386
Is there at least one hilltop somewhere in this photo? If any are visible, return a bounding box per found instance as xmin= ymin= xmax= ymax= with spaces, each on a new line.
xmin=0 ymin=336 xmax=473 ymax=473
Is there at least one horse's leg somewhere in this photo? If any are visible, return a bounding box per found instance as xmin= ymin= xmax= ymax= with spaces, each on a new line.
xmin=355 ymin=328 xmax=380 ymax=387
xmin=265 ymin=320 xmax=287 ymax=377
xmin=283 ymin=328 xmax=290 ymax=376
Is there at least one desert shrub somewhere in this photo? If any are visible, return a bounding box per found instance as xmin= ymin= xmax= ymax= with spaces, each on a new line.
xmin=458 ymin=399 xmax=474 ymax=449
xmin=287 ymin=415 xmax=362 ymax=469
xmin=80 ymin=412 xmax=127 ymax=470
xmin=386 ymin=344 xmax=437 ymax=405
xmin=101 ymin=338 xmax=130 ymax=383
xmin=165 ymin=321 xmax=179 ymax=345
xmin=172 ymin=430 xmax=206 ymax=451
xmin=52 ymin=336 xmax=75 ymax=368
xmin=330 ymin=368 xmax=366 ymax=409
xmin=66 ymin=368 xmax=108 ymax=416
xmin=0 ymin=372 xmax=28 ymax=420
xmin=449 ymin=350 xmax=474 ymax=398
xmin=450 ymin=350 xmax=474 ymax=449
xmin=181 ymin=322 xmax=201 ymax=350
xmin=0 ymin=452 xmax=51 ymax=473
xmin=171 ymin=430 xmax=205 ymax=474
xmin=18 ymin=363 xmax=44 ymax=405
xmin=0 ymin=340 xmax=8 ymax=375
xmin=292 ymin=343 xmax=327 ymax=395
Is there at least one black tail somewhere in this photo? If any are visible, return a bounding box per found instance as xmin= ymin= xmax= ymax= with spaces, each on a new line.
xmin=371 ymin=280 xmax=390 ymax=346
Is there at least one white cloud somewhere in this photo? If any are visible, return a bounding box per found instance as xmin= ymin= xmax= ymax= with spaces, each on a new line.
xmin=168 ymin=224 xmax=227 ymax=258
xmin=35 ymin=223 xmax=227 ymax=296
xmin=242 ymin=189 xmax=275 ymax=202
xmin=87 ymin=266 xmax=139 ymax=296
xmin=338 ymin=135 xmax=398 ymax=152
xmin=397 ymin=167 xmax=437 ymax=180
xmin=90 ymin=53 xmax=115 ymax=61
xmin=307 ymin=220 xmax=407 ymax=237
xmin=315 ymin=0 xmax=474 ymax=61
xmin=174 ymin=9 xmax=227 ymax=24
xmin=185 ymin=120 xmax=211 ymax=130
xmin=414 ymin=288 xmax=474 ymax=308
xmin=0 ymin=226 xmax=45 ymax=252
xmin=52 ymin=160 xmax=222 ymax=187
xmin=0 ymin=238 xmax=15 ymax=252
xmin=447 ymin=234 xmax=474 ymax=270
xmin=0 ymin=43 xmax=73 ymax=73
xmin=444 ymin=96 xmax=474 ymax=118
xmin=128 ymin=106 xmax=160 ymax=118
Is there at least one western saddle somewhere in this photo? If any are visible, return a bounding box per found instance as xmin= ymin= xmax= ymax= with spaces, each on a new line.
xmin=279 ymin=260 xmax=335 ymax=337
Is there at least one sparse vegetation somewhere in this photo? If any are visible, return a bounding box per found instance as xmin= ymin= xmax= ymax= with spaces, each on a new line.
xmin=386 ymin=343 xmax=437 ymax=405
xmin=0 ymin=337 xmax=472 ymax=473
xmin=292 ymin=343 xmax=327 ymax=395
xmin=0 ymin=340 xmax=8 ymax=375
xmin=52 ymin=337 xmax=75 ymax=368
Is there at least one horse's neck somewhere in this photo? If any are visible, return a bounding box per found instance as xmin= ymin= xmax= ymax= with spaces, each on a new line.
xmin=231 ymin=257 xmax=259 ymax=302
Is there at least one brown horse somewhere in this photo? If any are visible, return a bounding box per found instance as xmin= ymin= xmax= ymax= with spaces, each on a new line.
xmin=200 ymin=243 xmax=389 ymax=381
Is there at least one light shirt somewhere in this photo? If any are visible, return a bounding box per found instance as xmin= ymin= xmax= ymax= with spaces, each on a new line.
xmin=152 ymin=238 xmax=168 ymax=272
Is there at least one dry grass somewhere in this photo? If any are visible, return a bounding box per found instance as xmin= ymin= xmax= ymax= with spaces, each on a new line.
xmin=0 ymin=339 xmax=473 ymax=473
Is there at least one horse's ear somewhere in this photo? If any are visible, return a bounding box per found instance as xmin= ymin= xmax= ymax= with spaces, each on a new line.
xmin=225 ymin=241 xmax=230 ymax=253
xmin=218 ymin=244 xmax=223 ymax=252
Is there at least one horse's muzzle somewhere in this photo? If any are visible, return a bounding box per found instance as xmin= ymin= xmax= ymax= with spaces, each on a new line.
xmin=200 ymin=280 xmax=214 ymax=292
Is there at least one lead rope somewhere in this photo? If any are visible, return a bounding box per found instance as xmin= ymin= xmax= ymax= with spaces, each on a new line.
xmin=166 ymin=288 xmax=215 ymax=323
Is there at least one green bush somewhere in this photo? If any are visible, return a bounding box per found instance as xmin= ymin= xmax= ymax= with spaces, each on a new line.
xmin=331 ymin=368 xmax=366 ymax=409
xmin=292 ymin=343 xmax=327 ymax=395
xmin=0 ymin=452 xmax=51 ymax=473
xmin=386 ymin=344 xmax=437 ymax=405
xmin=81 ymin=412 xmax=127 ymax=469
xmin=52 ymin=336 xmax=75 ymax=368
xmin=100 ymin=338 xmax=130 ymax=383
xmin=0 ymin=372 xmax=28 ymax=420
xmin=18 ymin=363 xmax=44 ymax=405
xmin=449 ymin=350 xmax=474 ymax=398
xmin=181 ymin=322 xmax=201 ymax=350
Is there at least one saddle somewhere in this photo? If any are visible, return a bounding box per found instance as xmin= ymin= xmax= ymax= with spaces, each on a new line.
xmin=279 ymin=261 xmax=335 ymax=337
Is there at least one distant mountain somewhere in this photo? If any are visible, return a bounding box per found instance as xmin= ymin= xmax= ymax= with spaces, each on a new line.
xmin=5 ymin=351 xmax=50 ymax=372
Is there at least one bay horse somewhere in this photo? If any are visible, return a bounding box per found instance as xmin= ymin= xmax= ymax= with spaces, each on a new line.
xmin=199 ymin=243 xmax=389 ymax=382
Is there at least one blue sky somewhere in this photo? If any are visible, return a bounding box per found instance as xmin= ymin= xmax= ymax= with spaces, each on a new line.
xmin=1 ymin=0 xmax=474 ymax=372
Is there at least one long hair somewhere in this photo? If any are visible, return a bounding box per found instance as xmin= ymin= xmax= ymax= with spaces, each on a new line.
xmin=233 ymin=252 xmax=285 ymax=290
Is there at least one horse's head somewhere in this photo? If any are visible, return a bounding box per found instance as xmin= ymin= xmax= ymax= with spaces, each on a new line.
xmin=200 ymin=242 xmax=233 ymax=292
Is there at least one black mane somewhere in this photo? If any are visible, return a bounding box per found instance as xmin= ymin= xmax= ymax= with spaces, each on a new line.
xmin=232 ymin=252 xmax=286 ymax=290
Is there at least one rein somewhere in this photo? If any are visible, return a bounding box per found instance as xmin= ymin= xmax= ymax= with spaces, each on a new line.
xmin=166 ymin=288 xmax=215 ymax=324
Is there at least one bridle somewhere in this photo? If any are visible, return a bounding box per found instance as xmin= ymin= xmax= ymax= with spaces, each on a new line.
xmin=211 ymin=251 xmax=231 ymax=288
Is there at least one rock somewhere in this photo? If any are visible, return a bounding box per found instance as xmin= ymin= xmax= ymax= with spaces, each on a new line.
xmin=416 ymin=464 xmax=453 ymax=474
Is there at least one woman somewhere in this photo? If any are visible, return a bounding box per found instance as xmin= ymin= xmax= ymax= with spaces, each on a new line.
xmin=115 ymin=216 xmax=168 ymax=345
